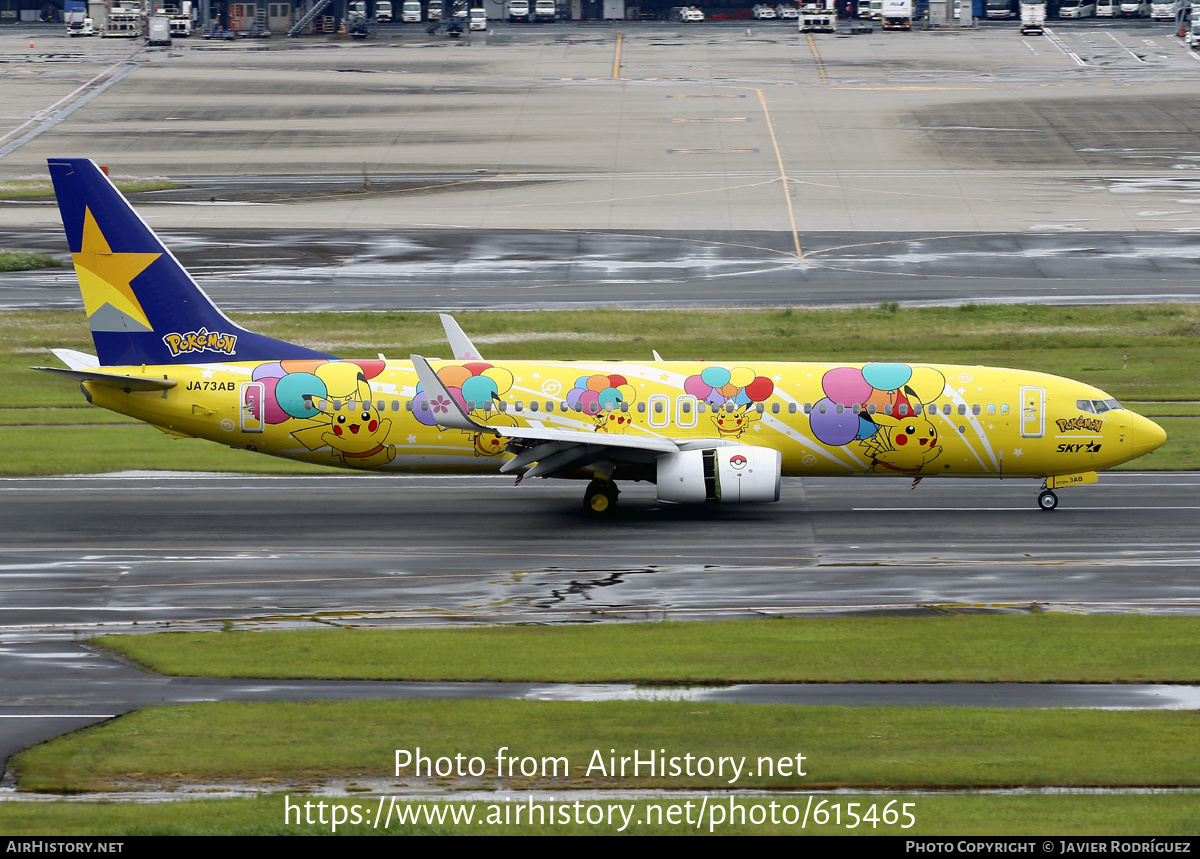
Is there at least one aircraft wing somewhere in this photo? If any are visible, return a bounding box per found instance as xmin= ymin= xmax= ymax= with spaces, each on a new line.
xmin=32 ymin=366 xmax=177 ymax=391
xmin=411 ymin=354 xmax=679 ymax=478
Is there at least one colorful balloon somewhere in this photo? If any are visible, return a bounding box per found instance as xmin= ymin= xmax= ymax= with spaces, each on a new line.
xmin=862 ymin=363 xmax=911 ymax=393
xmin=275 ymin=372 xmax=326 ymax=420
xmin=810 ymin=397 xmax=858 ymax=446
xmin=822 ymin=367 xmax=873 ymax=406
xmin=701 ymin=366 xmax=731 ymax=389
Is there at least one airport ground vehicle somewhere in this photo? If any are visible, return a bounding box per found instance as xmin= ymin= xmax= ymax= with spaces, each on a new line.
xmin=799 ymin=0 xmax=837 ymax=29
xmin=427 ymin=0 xmax=444 ymax=17
xmin=1149 ymin=0 xmax=1183 ymax=17
xmin=881 ymin=0 xmax=912 ymax=26
xmin=402 ymin=0 xmax=421 ymax=20
xmin=39 ymin=158 xmax=1167 ymax=515
xmin=753 ymin=3 xmax=778 ymax=17
xmin=985 ymin=0 xmax=1015 ymax=16
xmin=1020 ymin=0 xmax=1045 ymax=31
xmin=1058 ymin=0 xmax=1094 ymax=15
xmin=66 ymin=8 xmax=95 ymax=34
xmin=102 ymin=1 xmax=142 ymax=36
xmin=469 ymin=5 xmax=487 ymax=25
xmin=669 ymin=5 xmax=705 ymax=19
xmin=508 ymin=0 xmax=529 ymax=18
xmin=533 ymin=0 xmax=556 ymax=19
xmin=1096 ymin=0 xmax=1115 ymax=13
xmin=1120 ymin=0 xmax=1149 ymax=14
xmin=776 ymin=4 xmax=799 ymax=17
xmin=145 ymin=14 xmax=171 ymax=42
xmin=376 ymin=1 xmax=393 ymax=20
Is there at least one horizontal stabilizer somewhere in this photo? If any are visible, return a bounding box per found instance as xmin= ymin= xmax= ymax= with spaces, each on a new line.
xmin=32 ymin=366 xmax=176 ymax=391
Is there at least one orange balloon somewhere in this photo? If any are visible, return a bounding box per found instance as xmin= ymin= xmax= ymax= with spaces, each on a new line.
xmin=587 ymin=374 xmax=609 ymax=393
xmin=437 ymin=365 xmax=473 ymax=390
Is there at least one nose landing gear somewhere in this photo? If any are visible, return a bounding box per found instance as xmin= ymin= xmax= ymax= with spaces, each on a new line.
xmin=1037 ymin=488 xmax=1058 ymax=511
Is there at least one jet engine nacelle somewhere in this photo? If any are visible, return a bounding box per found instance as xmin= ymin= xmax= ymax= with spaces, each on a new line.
xmin=655 ymin=446 xmax=782 ymax=504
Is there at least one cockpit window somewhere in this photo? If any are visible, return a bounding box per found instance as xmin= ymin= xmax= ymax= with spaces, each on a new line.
xmin=1079 ymin=398 xmax=1122 ymax=414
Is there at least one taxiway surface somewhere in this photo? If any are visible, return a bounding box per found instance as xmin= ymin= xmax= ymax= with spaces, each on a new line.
xmin=2 ymin=471 xmax=1200 ymax=769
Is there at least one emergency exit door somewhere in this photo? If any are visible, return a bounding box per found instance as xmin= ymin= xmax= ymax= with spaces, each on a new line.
xmin=1019 ymin=386 xmax=1045 ymax=438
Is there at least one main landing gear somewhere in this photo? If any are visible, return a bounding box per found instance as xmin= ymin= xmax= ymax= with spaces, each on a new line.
xmin=584 ymin=479 xmax=619 ymax=515
xmin=1037 ymin=489 xmax=1058 ymax=511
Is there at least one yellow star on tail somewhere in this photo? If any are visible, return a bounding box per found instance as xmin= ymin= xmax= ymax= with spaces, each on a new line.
xmin=71 ymin=207 xmax=161 ymax=330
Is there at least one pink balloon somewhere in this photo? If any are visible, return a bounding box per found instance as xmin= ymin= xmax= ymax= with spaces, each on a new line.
xmin=684 ymin=376 xmax=712 ymax=399
xmin=822 ymin=367 xmax=872 ymax=406
xmin=261 ymin=377 xmax=290 ymax=424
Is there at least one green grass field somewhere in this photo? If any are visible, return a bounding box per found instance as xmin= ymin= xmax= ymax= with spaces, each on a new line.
xmin=5 ymin=304 xmax=1200 ymax=474
xmin=12 ymin=700 xmax=1200 ymax=794
xmin=95 ymin=615 xmax=1200 ymax=684
xmin=2 ymin=793 xmax=1197 ymax=836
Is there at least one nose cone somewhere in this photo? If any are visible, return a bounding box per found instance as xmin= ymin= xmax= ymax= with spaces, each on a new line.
xmin=1130 ymin=412 xmax=1167 ymax=459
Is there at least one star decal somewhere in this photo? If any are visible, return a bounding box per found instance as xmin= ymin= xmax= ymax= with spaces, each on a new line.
xmin=72 ymin=207 xmax=161 ymax=330
xmin=407 ymin=434 xmax=417 ymax=444
xmin=1012 ymin=448 xmax=1023 ymax=458
xmin=200 ymin=368 xmax=215 ymax=379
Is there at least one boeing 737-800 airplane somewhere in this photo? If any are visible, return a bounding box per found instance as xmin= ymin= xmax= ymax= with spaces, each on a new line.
xmin=36 ymin=158 xmax=1167 ymax=513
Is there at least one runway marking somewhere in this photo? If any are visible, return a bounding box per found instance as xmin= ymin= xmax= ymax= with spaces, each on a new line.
xmin=855 ymin=506 xmax=1200 ymax=511
xmin=613 ymin=33 xmax=623 ymax=79
xmin=0 ymin=714 xmax=116 ymax=719
xmin=1043 ymin=27 xmax=1086 ymax=66
xmin=1107 ymin=30 xmax=1148 ymax=64
xmin=805 ymin=34 xmax=828 ymax=85
xmin=749 ymin=87 xmax=802 ymax=259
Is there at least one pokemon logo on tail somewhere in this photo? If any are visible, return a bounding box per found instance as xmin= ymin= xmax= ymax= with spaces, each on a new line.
xmin=34 ymin=158 xmax=1168 ymax=514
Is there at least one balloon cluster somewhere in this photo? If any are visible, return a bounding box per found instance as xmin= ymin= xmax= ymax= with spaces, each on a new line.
xmin=810 ymin=363 xmax=944 ymax=447
xmin=413 ymin=362 xmax=513 ymax=426
xmin=683 ymin=366 xmax=773 ymax=409
xmin=566 ymin=373 xmax=637 ymax=414
xmin=252 ymin=359 xmax=386 ymax=424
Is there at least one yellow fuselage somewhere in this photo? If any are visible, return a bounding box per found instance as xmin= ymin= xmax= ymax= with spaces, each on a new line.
xmin=81 ymin=358 xmax=1165 ymax=481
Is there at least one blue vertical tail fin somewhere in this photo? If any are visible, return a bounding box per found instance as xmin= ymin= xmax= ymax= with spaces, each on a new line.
xmin=48 ymin=158 xmax=331 ymax=367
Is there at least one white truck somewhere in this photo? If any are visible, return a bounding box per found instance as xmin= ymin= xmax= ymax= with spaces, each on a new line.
xmin=533 ymin=0 xmax=556 ymax=19
xmin=469 ymin=5 xmax=487 ymax=26
xmin=1019 ymin=0 xmax=1045 ymax=31
xmin=753 ymin=3 xmax=778 ymax=17
xmin=1148 ymin=0 xmax=1178 ymax=16
xmin=1095 ymin=0 xmax=1115 ymax=13
xmin=799 ymin=0 xmax=836 ymax=29
xmin=66 ymin=7 xmax=95 ymax=33
xmin=103 ymin=2 xmax=142 ymax=36
xmin=880 ymin=0 xmax=911 ymax=27
xmin=1058 ymin=0 xmax=1095 ymax=14
xmin=508 ymin=0 xmax=529 ymax=18
xmin=985 ymin=0 xmax=1014 ymax=15
xmin=146 ymin=14 xmax=171 ymax=43
xmin=402 ymin=0 xmax=421 ymax=20
xmin=1119 ymin=0 xmax=1149 ymax=14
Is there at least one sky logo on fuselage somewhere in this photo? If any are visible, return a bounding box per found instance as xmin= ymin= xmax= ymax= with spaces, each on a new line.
xmin=163 ymin=328 xmax=238 ymax=358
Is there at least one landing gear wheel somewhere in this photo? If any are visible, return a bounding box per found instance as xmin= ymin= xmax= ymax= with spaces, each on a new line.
xmin=584 ymin=479 xmax=619 ymax=515
xmin=1037 ymin=489 xmax=1059 ymax=511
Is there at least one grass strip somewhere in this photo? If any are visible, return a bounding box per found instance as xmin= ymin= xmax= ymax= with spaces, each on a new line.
xmin=1 ymin=793 xmax=1199 ymax=836
xmin=0 ymin=179 xmax=181 ymax=199
xmin=12 ymin=700 xmax=1200 ymax=794
xmin=0 ymin=251 xmax=63 ymax=272
xmin=95 ymin=615 xmax=1200 ymax=684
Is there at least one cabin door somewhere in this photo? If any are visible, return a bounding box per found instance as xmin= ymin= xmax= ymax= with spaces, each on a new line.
xmin=1019 ymin=386 xmax=1045 ymax=438
xmin=240 ymin=382 xmax=265 ymax=433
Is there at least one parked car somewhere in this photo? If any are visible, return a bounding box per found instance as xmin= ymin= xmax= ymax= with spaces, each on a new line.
xmin=753 ymin=3 xmax=778 ymax=17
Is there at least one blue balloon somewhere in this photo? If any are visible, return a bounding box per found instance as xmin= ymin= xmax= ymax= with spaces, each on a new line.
xmin=597 ymin=387 xmax=622 ymax=409
xmin=574 ymin=375 xmax=592 ymax=391
xmin=732 ymin=390 xmax=751 ymax=407
xmin=701 ymin=366 xmax=731 ymax=388
xmin=857 ymin=415 xmax=879 ymax=440
xmin=862 ymin=363 xmax=911 ymax=392
xmin=461 ymin=375 xmax=498 ymax=409
xmin=275 ymin=372 xmax=326 ymax=419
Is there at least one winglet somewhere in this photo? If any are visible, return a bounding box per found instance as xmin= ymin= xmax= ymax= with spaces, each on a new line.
xmin=410 ymin=354 xmax=486 ymax=431
xmin=652 ymin=350 xmax=664 ymax=362
xmin=439 ymin=314 xmax=485 ymax=361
